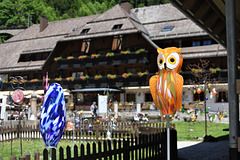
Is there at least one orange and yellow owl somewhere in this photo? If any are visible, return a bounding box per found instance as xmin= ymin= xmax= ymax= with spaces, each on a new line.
xmin=149 ymin=47 xmax=183 ymax=115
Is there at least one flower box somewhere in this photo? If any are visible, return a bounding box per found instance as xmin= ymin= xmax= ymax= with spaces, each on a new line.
xmin=122 ymin=72 xmax=132 ymax=78
xmin=107 ymin=74 xmax=116 ymax=79
xmin=106 ymin=52 xmax=114 ymax=57
xmin=78 ymin=55 xmax=87 ymax=59
xmin=67 ymin=56 xmax=74 ymax=60
xmin=54 ymin=57 xmax=62 ymax=61
xmin=95 ymin=74 xmax=102 ymax=80
xmin=80 ymin=75 xmax=89 ymax=80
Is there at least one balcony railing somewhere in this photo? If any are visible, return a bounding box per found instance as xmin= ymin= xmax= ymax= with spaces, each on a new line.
xmin=1 ymin=69 xmax=231 ymax=91
xmin=56 ymin=50 xmax=150 ymax=70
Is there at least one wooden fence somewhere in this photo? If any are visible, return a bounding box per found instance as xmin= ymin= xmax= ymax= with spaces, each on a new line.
xmin=43 ymin=131 xmax=178 ymax=160
xmin=0 ymin=121 xmax=172 ymax=142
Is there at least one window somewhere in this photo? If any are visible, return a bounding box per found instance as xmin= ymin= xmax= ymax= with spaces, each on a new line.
xmin=126 ymin=67 xmax=141 ymax=74
xmin=216 ymin=91 xmax=228 ymax=102
xmin=193 ymin=92 xmax=204 ymax=101
xmin=80 ymin=28 xmax=90 ymax=34
xmin=112 ymin=36 xmax=122 ymax=50
xmin=18 ymin=53 xmax=49 ymax=62
xmin=98 ymin=69 xmax=113 ymax=76
xmin=145 ymin=93 xmax=153 ymax=102
xmin=126 ymin=93 xmax=136 ymax=102
xmin=161 ymin=26 xmax=174 ymax=32
xmin=112 ymin=24 xmax=123 ymax=30
xmin=81 ymin=41 xmax=90 ymax=53
xmin=192 ymin=41 xmax=201 ymax=46
xmin=203 ymin=40 xmax=212 ymax=46
xmin=72 ymin=27 xmax=77 ymax=31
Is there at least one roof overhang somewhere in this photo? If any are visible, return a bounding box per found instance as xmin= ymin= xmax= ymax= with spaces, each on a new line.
xmin=169 ymin=0 xmax=240 ymax=50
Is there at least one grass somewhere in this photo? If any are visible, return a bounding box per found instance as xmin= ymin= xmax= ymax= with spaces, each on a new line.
xmin=0 ymin=139 xmax=86 ymax=160
xmin=174 ymin=121 xmax=229 ymax=141
xmin=0 ymin=121 xmax=229 ymax=159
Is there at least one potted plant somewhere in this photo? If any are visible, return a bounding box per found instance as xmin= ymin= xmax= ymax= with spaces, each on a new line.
xmin=122 ymin=72 xmax=132 ymax=78
xmin=95 ymin=74 xmax=102 ymax=80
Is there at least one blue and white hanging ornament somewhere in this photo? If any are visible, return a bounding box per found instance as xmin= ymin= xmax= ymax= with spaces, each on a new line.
xmin=40 ymin=83 xmax=66 ymax=147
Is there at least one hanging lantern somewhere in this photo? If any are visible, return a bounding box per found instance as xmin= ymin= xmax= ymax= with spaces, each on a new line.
xmin=88 ymin=124 xmax=93 ymax=132
xmin=188 ymin=87 xmax=191 ymax=90
xmin=212 ymin=88 xmax=217 ymax=95
xmin=40 ymin=83 xmax=66 ymax=148
xmin=205 ymin=88 xmax=209 ymax=92
xmin=197 ymin=88 xmax=202 ymax=94
xmin=193 ymin=90 xmax=197 ymax=94
xmin=210 ymin=92 xmax=213 ymax=99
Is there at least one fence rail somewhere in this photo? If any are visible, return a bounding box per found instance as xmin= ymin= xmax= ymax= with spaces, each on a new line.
xmin=43 ymin=131 xmax=177 ymax=160
xmin=0 ymin=121 xmax=173 ymax=142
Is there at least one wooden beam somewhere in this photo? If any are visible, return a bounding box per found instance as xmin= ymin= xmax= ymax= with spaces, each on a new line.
xmin=194 ymin=2 xmax=211 ymax=20
xmin=237 ymin=79 xmax=240 ymax=94
xmin=182 ymin=0 xmax=196 ymax=9
xmin=204 ymin=12 xmax=219 ymax=29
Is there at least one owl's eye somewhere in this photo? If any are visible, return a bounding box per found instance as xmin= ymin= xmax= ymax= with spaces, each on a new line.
xmin=157 ymin=53 xmax=165 ymax=70
xmin=159 ymin=58 xmax=164 ymax=65
xmin=168 ymin=57 xmax=176 ymax=65
xmin=166 ymin=52 xmax=180 ymax=69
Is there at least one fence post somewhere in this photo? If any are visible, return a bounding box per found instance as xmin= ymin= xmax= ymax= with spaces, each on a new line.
xmin=123 ymin=138 xmax=130 ymax=160
xmin=34 ymin=150 xmax=40 ymax=160
xmin=43 ymin=149 xmax=48 ymax=160
xmin=59 ymin=147 xmax=64 ymax=160
xmin=66 ymin=146 xmax=71 ymax=160
xmin=25 ymin=152 xmax=30 ymax=160
xmin=10 ymin=154 xmax=16 ymax=160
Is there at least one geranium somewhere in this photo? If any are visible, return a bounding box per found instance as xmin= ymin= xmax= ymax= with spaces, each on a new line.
xmin=80 ymin=75 xmax=89 ymax=80
xmin=95 ymin=74 xmax=102 ymax=80
xmin=137 ymin=72 xmax=148 ymax=77
xmin=78 ymin=55 xmax=87 ymax=59
xmin=67 ymin=56 xmax=74 ymax=60
xmin=66 ymin=77 xmax=74 ymax=81
xmin=107 ymin=74 xmax=116 ymax=79
xmin=191 ymin=68 xmax=201 ymax=73
xmin=55 ymin=77 xmax=62 ymax=81
xmin=91 ymin=54 xmax=100 ymax=59
xmin=120 ymin=50 xmax=130 ymax=54
xmin=122 ymin=72 xmax=132 ymax=78
xmin=135 ymin=48 xmax=145 ymax=54
xmin=54 ymin=56 xmax=62 ymax=61
xmin=30 ymin=79 xmax=38 ymax=82
xmin=209 ymin=67 xmax=220 ymax=73
xmin=106 ymin=52 xmax=114 ymax=57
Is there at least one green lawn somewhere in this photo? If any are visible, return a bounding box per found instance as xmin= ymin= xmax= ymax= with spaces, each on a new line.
xmin=174 ymin=121 xmax=229 ymax=141
xmin=0 ymin=121 xmax=229 ymax=159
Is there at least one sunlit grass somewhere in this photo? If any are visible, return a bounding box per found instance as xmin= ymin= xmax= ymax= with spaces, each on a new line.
xmin=175 ymin=121 xmax=229 ymax=141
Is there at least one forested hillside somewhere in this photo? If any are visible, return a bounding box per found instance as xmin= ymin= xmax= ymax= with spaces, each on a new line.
xmin=0 ymin=0 xmax=168 ymax=27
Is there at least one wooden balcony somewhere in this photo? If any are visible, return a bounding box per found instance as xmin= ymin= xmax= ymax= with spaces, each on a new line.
xmin=1 ymin=69 xmax=231 ymax=91
xmin=56 ymin=51 xmax=150 ymax=70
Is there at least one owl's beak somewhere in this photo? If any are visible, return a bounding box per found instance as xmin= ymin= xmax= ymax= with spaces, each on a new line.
xmin=164 ymin=63 xmax=167 ymax=69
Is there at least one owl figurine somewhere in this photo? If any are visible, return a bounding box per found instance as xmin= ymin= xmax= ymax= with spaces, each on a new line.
xmin=149 ymin=47 xmax=183 ymax=115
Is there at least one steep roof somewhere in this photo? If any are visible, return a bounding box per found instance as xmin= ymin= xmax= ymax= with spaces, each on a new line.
xmin=64 ymin=4 xmax=147 ymax=41
xmin=132 ymin=4 xmax=207 ymax=40
xmin=0 ymin=15 xmax=97 ymax=72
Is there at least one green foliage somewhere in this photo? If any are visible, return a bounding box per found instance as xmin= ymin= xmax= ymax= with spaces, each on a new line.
xmin=175 ymin=121 xmax=229 ymax=141
xmin=0 ymin=0 xmax=169 ymax=27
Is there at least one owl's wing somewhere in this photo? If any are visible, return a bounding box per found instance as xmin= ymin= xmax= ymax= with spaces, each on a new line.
xmin=176 ymin=73 xmax=184 ymax=111
xmin=149 ymin=75 xmax=161 ymax=111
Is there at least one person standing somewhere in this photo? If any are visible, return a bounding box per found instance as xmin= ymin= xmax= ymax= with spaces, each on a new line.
xmin=90 ymin=102 xmax=97 ymax=117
